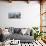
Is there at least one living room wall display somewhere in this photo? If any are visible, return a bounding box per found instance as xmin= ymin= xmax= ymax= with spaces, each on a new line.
xmin=8 ymin=12 xmax=21 ymax=19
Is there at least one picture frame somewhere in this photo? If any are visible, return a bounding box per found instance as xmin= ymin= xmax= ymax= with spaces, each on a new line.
xmin=8 ymin=12 xmax=21 ymax=19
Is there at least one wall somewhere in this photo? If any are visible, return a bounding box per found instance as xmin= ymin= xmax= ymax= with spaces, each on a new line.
xmin=0 ymin=1 xmax=40 ymax=28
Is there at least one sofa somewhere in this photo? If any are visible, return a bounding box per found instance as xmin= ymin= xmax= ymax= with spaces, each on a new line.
xmin=3 ymin=27 xmax=34 ymax=43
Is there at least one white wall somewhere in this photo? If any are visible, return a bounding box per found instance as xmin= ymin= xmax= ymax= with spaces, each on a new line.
xmin=0 ymin=1 xmax=40 ymax=28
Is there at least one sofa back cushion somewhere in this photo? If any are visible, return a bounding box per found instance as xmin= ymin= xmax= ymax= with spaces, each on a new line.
xmin=8 ymin=27 xmax=14 ymax=34
xmin=14 ymin=28 xmax=21 ymax=33
xmin=21 ymin=29 xmax=27 ymax=35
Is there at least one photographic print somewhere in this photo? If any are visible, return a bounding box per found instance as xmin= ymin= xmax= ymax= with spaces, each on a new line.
xmin=8 ymin=12 xmax=21 ymax=19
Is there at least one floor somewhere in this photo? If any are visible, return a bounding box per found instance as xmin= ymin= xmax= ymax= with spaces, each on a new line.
xmin=20 ymin=40 xmax=46 ymax=46
xmin=0 ymin=40 xmax=46 ymax=46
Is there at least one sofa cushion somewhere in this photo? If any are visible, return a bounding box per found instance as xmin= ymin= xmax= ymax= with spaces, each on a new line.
xmin=21 ymin=29 xmax=27 ymax=35
xmin=9 ymin=33 xmax=34 ymax=43
xmin=8 ymin=27 xmax=14 ymax=34
xmin=14 ymin=28 xmax=21 ymax=33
